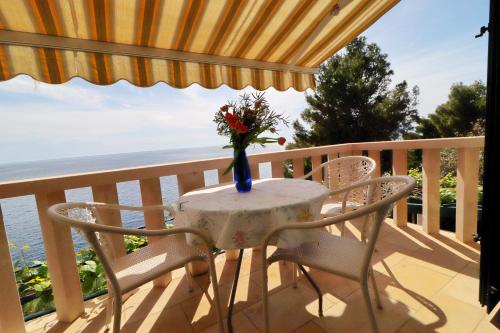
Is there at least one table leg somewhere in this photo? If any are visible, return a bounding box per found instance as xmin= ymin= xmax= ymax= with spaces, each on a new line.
xmin=227 ymin=249 xmax=244 ymax=333
xmin=298 ymin=265 xmax=323 ymax=317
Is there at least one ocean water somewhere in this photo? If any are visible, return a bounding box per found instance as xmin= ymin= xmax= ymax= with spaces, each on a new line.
xmin=0 ymin=145 xmax=279 ymax=262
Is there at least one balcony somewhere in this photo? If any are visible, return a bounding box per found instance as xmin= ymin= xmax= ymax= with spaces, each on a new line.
xmin=1 ymin=136 xmax=497 ymax=333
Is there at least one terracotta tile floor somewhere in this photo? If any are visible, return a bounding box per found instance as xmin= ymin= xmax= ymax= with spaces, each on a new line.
xmin=26 ymin=220 xmax=500 ymax=333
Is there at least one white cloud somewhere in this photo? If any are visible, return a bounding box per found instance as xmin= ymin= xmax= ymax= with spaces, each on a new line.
xmin=389 ymin=40 xmax=487 ymax=115
xmin=0 ymin=80 xmax=307 ymax=163
xmin=0 ymin=76 xmax=108 ymax=108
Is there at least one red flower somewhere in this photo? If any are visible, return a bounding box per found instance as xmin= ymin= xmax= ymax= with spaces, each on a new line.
xmin=224 ymin=112 xmax=248 ymax=133
xmin=230 ymin=120 xmax=249 ymax=133
xmin=220 ymin=104 xmax=229 ymax=112
xmin=278 ymin=137 xmax=286 ymax=145
xmin=224 ymin=112 xmax=236 ymax=122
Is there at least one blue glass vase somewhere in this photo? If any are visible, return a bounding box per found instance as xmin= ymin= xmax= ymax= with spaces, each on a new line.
xmin=233 ymin=149 xmax=252 ymax=192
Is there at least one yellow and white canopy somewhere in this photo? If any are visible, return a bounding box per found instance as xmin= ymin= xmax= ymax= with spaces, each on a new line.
xmin=0 ymin=0 xmax=398 ymax=91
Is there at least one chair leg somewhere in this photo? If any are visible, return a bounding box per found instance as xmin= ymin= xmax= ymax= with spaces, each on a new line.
xmin=185 ymin=264 xmax=195 ymax=292
xmin=207 ymin=259 xmax=224 ymax=333
xmin=262 ymin=264 xmax=270 ymax=333
xmin=292 ymin=263 xmax=298 ymax=288
xmin=104 ymin=296 xmax=113 ymax=332
xmin=112 ymin=293 xmax=122 ymax=333
xmin=370 ymin=269 xmax=383 ymax=309
xmin=340 ymin=221 xmax=346 ymax=237
xmin=361 ymin=280 xmax=379 ymax=333
xmin=298 ymin=265 xmax=323 ymax=317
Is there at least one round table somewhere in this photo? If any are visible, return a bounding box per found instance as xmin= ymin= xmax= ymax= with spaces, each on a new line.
xmin=175 ymin=178 xmax=329 ymax=333
xmin=176 ymin=178 xmax=330 ymax=249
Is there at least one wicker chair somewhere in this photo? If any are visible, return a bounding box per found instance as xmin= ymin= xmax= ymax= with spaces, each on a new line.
xmin=260 ymin=176 xmax=415 ymax=333
xmin=48 ymin=202 xmax=224 ymax=333
xmin=303 ymin=156 xmax=376 ymax=237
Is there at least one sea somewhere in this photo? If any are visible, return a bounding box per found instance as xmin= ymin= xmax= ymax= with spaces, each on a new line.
xmin=0 ymin=145 xmax=280 ymax=262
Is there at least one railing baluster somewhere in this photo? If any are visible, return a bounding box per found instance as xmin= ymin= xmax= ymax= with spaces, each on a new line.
xmin=177 ymin=172 xmax=209 ymax=275
xmin=0 ymin=204 xmax=26 ymax=333
xmin=177 ymin=171 xmax=205 ymax=195
xmin=140 ymin=178 xmax=172 ymax=286
xmin=218 ymin=168 xmax=233 ymax=184
xmin=327 ymin=153 xmax=338 ymax=160
xmin=392 ymin=149 xmax=408 ymax=227
xmin=271 ymin=161 xmax=283 ymax=178
xmin=338 ymin=151 xmax=351 ymax=157
xmin=456 ymin=148 xmax=480 ymax=242
xmin=368 ymin=150 xmax=381 ymax=177
xmin=311 ymin=155 xmax=322 ymax=182
xmin=292 ymin=158 xmax=304 ymax=178
xmin=35 ymin=191 xmax=84 ymax=322
xmin=250 ymin=163 xmax=260 ymax=179
xmin=422 ymin=149 xmax=441 ymax=234
xmin=91 ymin=184 xmax=126 ymax=259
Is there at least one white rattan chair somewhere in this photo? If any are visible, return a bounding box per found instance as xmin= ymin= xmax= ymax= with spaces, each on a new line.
xmin=303 ymin=156 xmax=376 ymax=238
xmin=48 ymin=202 xmax=224 ymax=333
xmin=260 ymin=176 xmax=415 ymax=333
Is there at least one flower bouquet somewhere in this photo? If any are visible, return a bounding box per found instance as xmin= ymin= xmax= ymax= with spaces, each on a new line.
xmin=214 ymin=92 xmax=288 ymax=192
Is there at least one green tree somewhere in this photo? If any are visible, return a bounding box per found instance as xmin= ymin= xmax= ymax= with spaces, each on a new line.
xmin=291 ymin=37 xmax=419 ymax=148
xmin=416 ymin=81 xmax=486 ymax=138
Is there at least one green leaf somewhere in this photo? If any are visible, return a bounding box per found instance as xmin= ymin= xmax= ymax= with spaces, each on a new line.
xmin=223 ymin=159 xmax=236 ymax=175
xmin=81 ymin=260 xmax=97 ymax=273
xmin=33 ymin=280 xmax=51 ymax=293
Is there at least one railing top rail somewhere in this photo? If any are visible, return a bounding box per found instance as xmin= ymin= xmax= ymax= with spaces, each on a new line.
xmin=351 ymin=136 xmax=484 ymax=150
xmin=0 ymin=137 xmax=484 ymax=199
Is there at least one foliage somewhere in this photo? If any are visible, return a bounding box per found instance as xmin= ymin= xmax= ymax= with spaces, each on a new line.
xmin=407 ymin=168 xmax=482 ymax=205
xmin=408 ymin=168 xmax=422 ymax=187
xmin=416 ymin=81 xmax=486 ymax=138
xmin=440 ymin=149 xmax=458 ymax=177
xmin=213 ymin=92 xmax=288 ymax=174
xmin=76 ymin=247 xmax=106 ymax=295
xmin=125 ymin=235 xmax=149 ymax=253
xmin=10 ymin=243 xmax=54 ymax=315
xmin=12 ymin=233 xmax=150 ymax=316
xmin=440 ymin=188 xmax=456 ymax=205
xmin=283 ymin=157 xmax=312 ymax=179
xmin=440 ymin=172 xmax=457 ymax=188
xmin=290 ymin=37 xmax=419 ymax=148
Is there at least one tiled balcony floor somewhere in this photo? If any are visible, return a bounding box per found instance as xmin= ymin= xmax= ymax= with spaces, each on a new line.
xmin=26 ymin=219 xmax=499 ymax=333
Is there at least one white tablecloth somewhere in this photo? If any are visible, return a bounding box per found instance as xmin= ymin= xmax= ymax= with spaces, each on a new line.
xmin=175 ymin=178 xmax=330 ymax=249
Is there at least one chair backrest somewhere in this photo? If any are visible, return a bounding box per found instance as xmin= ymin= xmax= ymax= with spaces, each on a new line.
xmin=352 ymin=176 xmax=415 ymax=274
xmin=263 ymin=176 xmax=415 ymax=278
xmin=304 ymin=156 xmax=376 ymax=204
xmin=47 ymin=202 xmax=207 ymax=295
xmin=303 ymin=156 xmax=376 ymax=189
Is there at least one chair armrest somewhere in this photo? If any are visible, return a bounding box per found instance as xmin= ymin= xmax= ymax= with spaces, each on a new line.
xmin=91 ymin=202 xmax=176 ymax=218
xmin=96 ymin=225 xmax=214 ymax=248
xmin=302 ymin=161 xmax=328 ymax=180
xmin=261 ymin=213 xmax=352 ymax=251
xmin=48 ymin=203 xmax=213 ymax=247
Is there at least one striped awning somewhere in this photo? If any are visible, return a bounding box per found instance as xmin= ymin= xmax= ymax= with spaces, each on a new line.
xmin=0 ymin=0 xmax=398 ymax=91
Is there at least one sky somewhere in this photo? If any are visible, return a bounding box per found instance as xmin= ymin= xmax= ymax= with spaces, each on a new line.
xmin=0 ymin=0 xmax=490 ymax=164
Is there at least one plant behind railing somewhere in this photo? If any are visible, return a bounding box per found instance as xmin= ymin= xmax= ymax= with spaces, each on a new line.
xmin=11 ymin=234 xmax=150 ymax=316
xmin=408 ymin=168 xmax=483 ymax=205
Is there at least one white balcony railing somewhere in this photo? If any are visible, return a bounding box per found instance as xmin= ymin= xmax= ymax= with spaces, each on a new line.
xmin=0 ymin=136 xmax=484 ymax=332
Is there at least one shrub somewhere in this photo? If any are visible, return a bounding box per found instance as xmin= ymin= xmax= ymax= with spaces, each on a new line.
xmin=12 ymin=233 xmax=152 ymax=316
xmin=407 ymin=168 xmax=481 ymax=205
